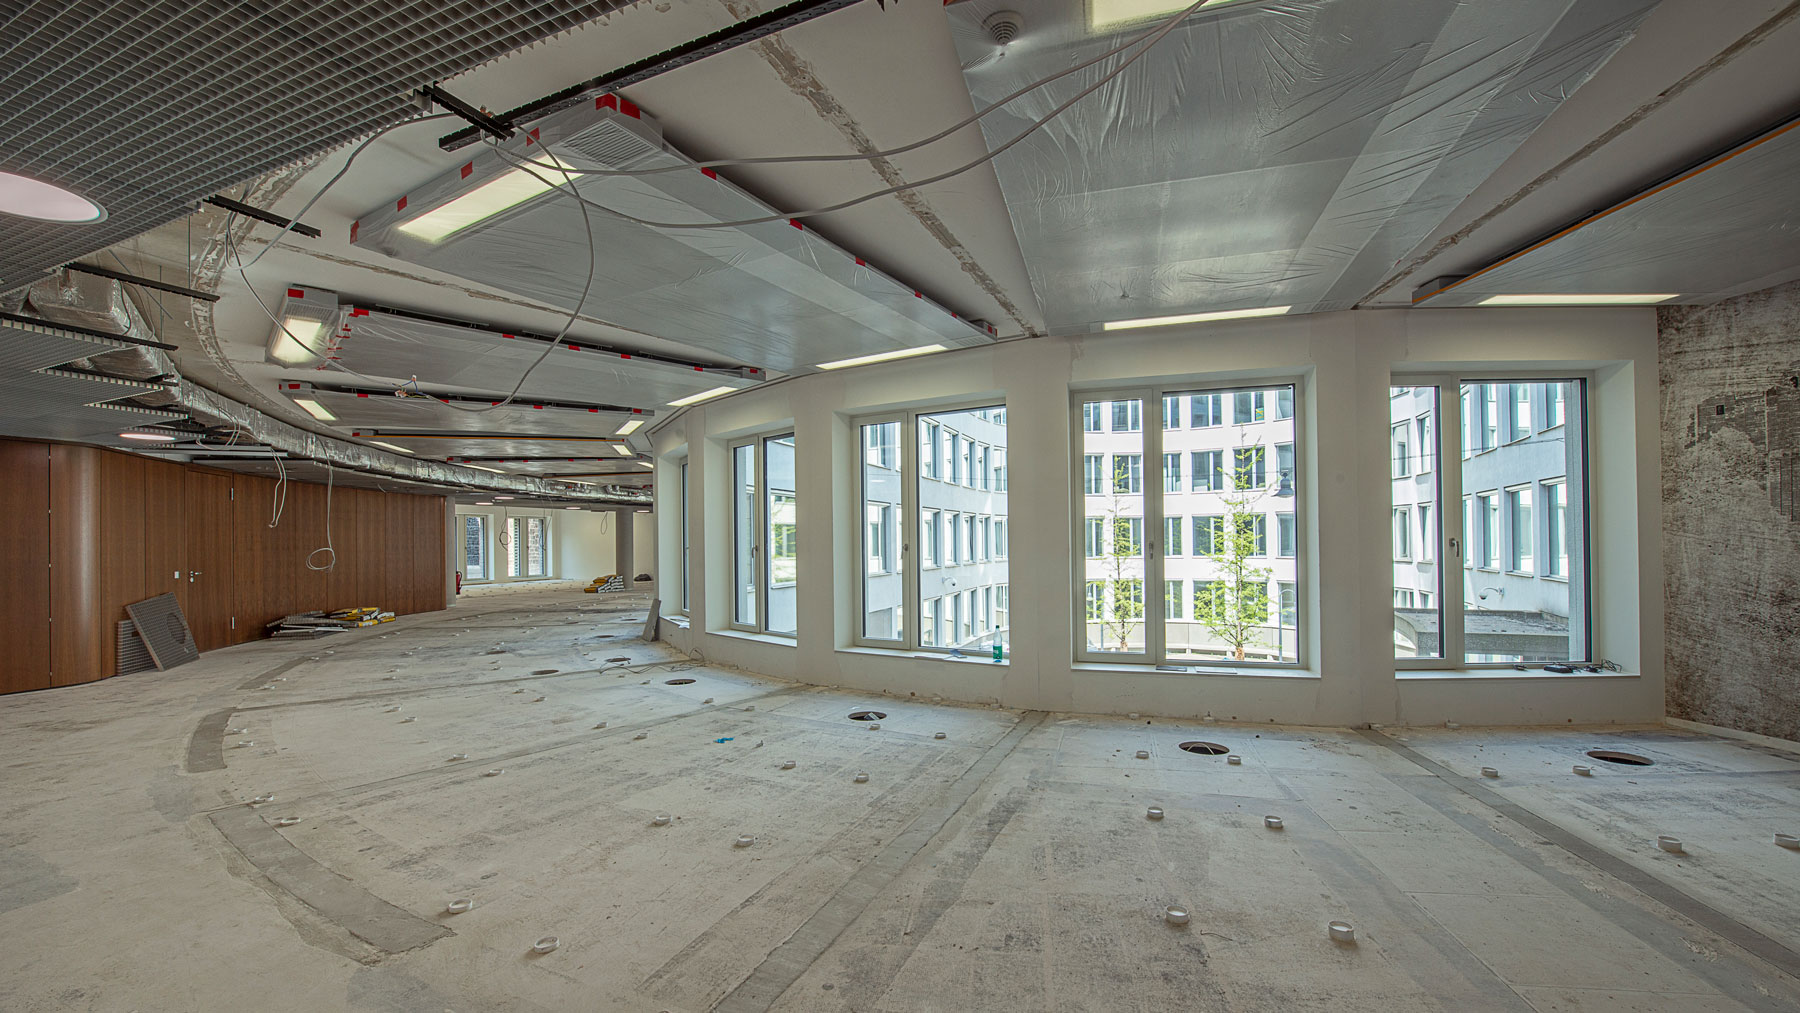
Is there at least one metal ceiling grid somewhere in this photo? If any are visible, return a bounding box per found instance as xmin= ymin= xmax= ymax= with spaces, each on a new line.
xmin=1420 ymin=119 xmax=1800 ymax=305
xmin=351 ymin=103 xmax=993 ymax=372
xmin=322 ymin=305 xmax=756 ymax=408
xmin=945 ymin=0 xmax=1662 ymax=331
xmin=280 ymin=381 xmax=636 ymax=436
xmin=0 ymin=313 xmax=143 ymax=371
xmin=0 ymin=0 xmax=640 ymax=292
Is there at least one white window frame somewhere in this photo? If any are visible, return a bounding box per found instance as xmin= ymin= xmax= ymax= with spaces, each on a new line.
xmin=728 ymin=431 xmax=798 ymax=638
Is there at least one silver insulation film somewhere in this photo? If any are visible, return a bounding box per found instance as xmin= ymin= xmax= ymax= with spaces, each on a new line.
xmin=945 ymin=0 xmax=1662 ymax=330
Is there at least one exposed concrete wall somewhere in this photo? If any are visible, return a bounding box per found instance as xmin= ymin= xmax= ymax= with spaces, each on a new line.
xmin=1660 ymin=281 xmax=1800 ymax=740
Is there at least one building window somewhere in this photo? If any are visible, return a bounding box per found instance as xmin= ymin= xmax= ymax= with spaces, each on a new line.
xmin=1417 ymin=504 xmax=1433 ymax=562
xmin=1190 ymin=393 xmax=1222 ymax=428
xmin=1233 ymin=446 xmax=1265 ymax=490
xmin=1162 ymin=453 xmax=1181 ymax=493
xmin=1164 ymin=516 xmax=1183 ymax=557
xmin=1545 ymin=480 xmax=1569 ymax=578
xmin=1112 ymin=400 xmax=1141 ymax=432
xmin=1236 ymin=514 xmax=1267 ymax=556
xmin=1274 ymin=442 xmax=1295 ymax=496
xmin=1275 ymin=387 xmax=1294 ymax=420
xmin=1477 ymin=493 xmax=1499 ymax=569
xmin=680 ymin=462 xmax=691 ymax=611
xmin=1276 ymin=513 xmax=1295 ymax=558
xmin=1483 ymin=383 xmax=1500 ymax=451
xmin=1393 ymin=386 xmax=1443 ymax=659
xmin=1278 ymin=582 xmax=1297 ymax=627
xmin=1162 ymin=395 xmax=1182 ymax=431
xmin=1193 ymin=514 xmax=1223 ymax=555
xmin=1546 ymin=383 xmax=1567 ymax=429
xmin=860 ymin=422 xmax=901 ymax=642
xmin=1086 ymin=517 xmax=1105 ymax=558
xmin=732 ymin=433 xmax=798 ymax=636
xmin=463 ymin=515 xmax=486 ymax=581
xmin=1083 ymin=454 xmax=1104 ymax=494
xmin=1233 ymin=390 xmax=1265 ymax=424
xmin=922 ymin=509 xmax=940 ymax=567
xmin=1082 ymin=402 xmax=1102 ymax=433
xmin=1392 ymin=423 xmax=1410 ymax=478
xmin=1415 ymin=414 xmax=1433 ymax=474
xmin=1507 ymin=486 xmax=1533 ymax=573
xmin=1191 ymin=450 xmax=1223 ymax=491
xmin=920 ymin=598 xmax=938 ymax=647
xmin=1164 ymin=580 xmax=1185 ymax=620
xmin=1393 ymin=506 xmax=1411 ymax=560
xmin=1114 ymin=516 xmax=1143 ymax=556
xmin=1509 ymin=383 xmax=1532 ymax=442
xmin=1085 ymin=581 xmax=1105 ymax=620
xmin=1113 ymin=454 xmax=1143 ymax=494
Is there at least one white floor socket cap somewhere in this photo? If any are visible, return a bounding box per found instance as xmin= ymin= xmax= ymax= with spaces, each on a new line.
xmin=386 ymin=705 xmax=402 ymax=713
xmin=1164 ymin=907 xmax=1190 ymax=926
xmin=249 ymin=794 xmax=274 ymax=805
xmin=225 ymin=728 xmax=245 ymax=735
xmin=868 ymin=723 xmax=880 ymax=730
xmin=449 ymin=754 xmax=467 ymax=762
xmin=532 ymin=936 xmax=559 ymax=954
xmin=1135 ymin=750 xmax=1150 ymax=759
xmin=236 ymin=741 xmax=255 ymax=748
xmin=594 ymin=722 xmax=608 ymax=729
xmin=1329 ymin=921 xmax=1356 ymax=943
xmin=1574 ymin=764 xmax=1592 ymax=775
xmin=1227 ymin=755 xmax=1242 ymax=765
xmin=1657 ymin=835 xmax=1685 ymax=854
xmin=1481 ymin=766 xmax=1499 ymax=778
xmin=1264 ymin=815 xmax=1284 ymax=830
xmin=447 ymin=899 xmax=473 ymax=914
xmin=734 ymin=835 xmax=755 ymax=848
xmin=401 ymin=716 xmax=416 ymax=723
xmin=1146 ymin=807 xmax=1164 ymax=820
xmin=484 ymin=769 xmax=504 ymax=777
xmin=651 ymin=813 xmax=671 ymax=826
xmin=634 ymin=732 xmax=648 ymax=740
xmin=1776 ymin=833 xmax=1799 ymax=850
xmin=274 ymin=816 xmax=301 ymax=827
xmin=853 ymin=772 xmax=869 ymax=783
xmin=781 ymin=760 xmax=797 ymax=770
xmin=934 ymin=732 xmax=947 ymax=739
xmin=703 ymin=697 xmax=714 ymax=704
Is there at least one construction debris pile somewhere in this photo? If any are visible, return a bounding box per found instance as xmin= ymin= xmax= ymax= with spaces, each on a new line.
xmin=585 ymin=575 xmax=626 ymax=593
xmin=267 ymin=606 xmax=396 ymax=638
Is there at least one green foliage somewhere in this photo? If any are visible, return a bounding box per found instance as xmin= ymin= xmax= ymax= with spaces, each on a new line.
xmin=1195 ymin=457 xmax=1272 ymax=660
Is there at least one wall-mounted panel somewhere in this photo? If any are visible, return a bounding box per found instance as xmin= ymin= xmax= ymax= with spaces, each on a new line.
xmin=0 ymin=441 xmax=51 ymax=693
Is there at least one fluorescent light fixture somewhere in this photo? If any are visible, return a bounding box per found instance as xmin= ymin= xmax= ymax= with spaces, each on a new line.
xmin=637 ymin=461 xmax=654 ymax=469
xmin=1102 ymin=305 xmax=1291 ymax=331
xmin=614 ymin=418 xmax=645 ymax=436
xmin=612 ymin=443 xmax=636 ymax=457
xmin=1475 ymin=294 xmax=1679 ymax=306
xmin=494 ymin=494 xmax=515 ymax=499
xmin=565 ymin=506 xmax=581 ymax=510
xmin=815 ymin=344 xmax=949 ymax=370
xmin=369 ymin=440 xmax=414 ymax=454
xmin=119 ymin=431 xmax=177 ymax=442
xmin=475 ymin=500 xmax=495 ymax=505
xmin=0 ymin=171 xmax=105 ymax=223
xmin=666 ymin=385 xmax=737 ymax=408
xmin=397 ymin=167 xmax=559 ymax=242
xmin=293 ymin=398 xmax=337 ymax=421
xmin=269 ymin=317 xmax=325 ymax=365
xmin=1091 ymin=0 xmax=1234 ymax=31
xmin=465 ymin=465 xmax=506 ymax=474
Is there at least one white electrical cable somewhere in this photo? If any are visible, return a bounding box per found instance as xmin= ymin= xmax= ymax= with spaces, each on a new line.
xmin=305 ymin=462 xmax=337 ymax=571
xmin=269 ymin=452 xmax=288 ymax=528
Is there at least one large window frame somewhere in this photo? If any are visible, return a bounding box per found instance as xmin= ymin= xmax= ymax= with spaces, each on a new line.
xmin=852 ymin=401 xmax=1009 ymax=655
xmin=1069 ymin=380 xmax=1306 ymax=669
xmin=1393 ymin=374 xmax=1592 ymax=671
xmin=729 ymin=431 xmax=799 ymax=638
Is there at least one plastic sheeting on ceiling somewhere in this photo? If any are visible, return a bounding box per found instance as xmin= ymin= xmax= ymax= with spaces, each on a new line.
xmin=278 ymin=382 xmax=636 ymax=437
xmin=351 ymin=103 xmax=993 ymax=372
xmin=347 ymin=435 xmax=639 ymax=459
xmin=320 ymin=305 xmax=757 ymax=409
xmin=946 ymin=0 xmax=1663 ymax=331
xmin=1419 ymin=117 xmax=1800 ymax=306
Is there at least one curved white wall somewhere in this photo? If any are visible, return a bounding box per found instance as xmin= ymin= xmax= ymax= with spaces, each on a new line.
xmin=650 ymin=308 xmax=1663 ymax=727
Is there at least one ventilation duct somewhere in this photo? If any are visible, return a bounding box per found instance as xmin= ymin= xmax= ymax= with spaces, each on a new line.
xmin=351 ymin=101 xmax=992 ymax=373
xmin=277 ymin=381 xmax=640 ymax=437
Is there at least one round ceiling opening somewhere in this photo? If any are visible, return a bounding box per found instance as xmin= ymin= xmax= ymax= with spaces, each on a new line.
xmin=0 ymin=172 xmax=106 ymax=223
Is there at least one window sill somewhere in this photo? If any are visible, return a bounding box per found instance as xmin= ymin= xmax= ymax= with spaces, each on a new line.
xmin=838 ymin=645 xmax=1009 ymax=666
xmin=1396 ymin=668 xmax=1637 ymax=681
xmin=660 ymin=615 xmax=690 ymax=630
xmin=1073 ymin=662 xmax=1317 ymax=680
xmin=709 ymin=628 xmax=797 ymax=648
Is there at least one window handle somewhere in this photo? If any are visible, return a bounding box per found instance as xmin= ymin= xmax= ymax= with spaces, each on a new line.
xmin=1448 ymin=536 xmax=1460 ymax=558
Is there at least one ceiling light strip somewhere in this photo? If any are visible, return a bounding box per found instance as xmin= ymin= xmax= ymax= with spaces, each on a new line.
xmin=1413 ymin=112 xmax=1800 ymax=305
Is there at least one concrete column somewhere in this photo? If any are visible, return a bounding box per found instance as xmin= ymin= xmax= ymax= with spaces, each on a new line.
xmin=614 ymin=508 xmax=635 ymax=579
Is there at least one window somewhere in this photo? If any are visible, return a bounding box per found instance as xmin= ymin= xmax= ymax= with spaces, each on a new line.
xmin=1508 ymin=487 xmax=1533 ymax=573
xmin=922 ymin=509 xmax=940 ymax=567
xmin=510 ymin=516 xmax=546 ymax=577
xmin=1191 ymin=450 xmax=1223 ymax=491
xmin=1393 ymin=386 xmax=1442 ymax=659
xmin=864 ymin=422 xmax=897 ymax=469
xmin=462 ymin=515 xmax=486 ymax=581
xmin=1082 ymin=402 xmax=1102 ymax=433
xmin=1392 ymin=423 xmax=1410 ymax=478
xmin=1233 ymin=447 xmax=1265 ymax=490
xmin=1081 ymin=384 xmax=1298 ymax=665
xmin=1113 ymin=454 xmax=1143 ymax=494
xmin=1233 ymin=390 xmax=1264 ymax=424
xmin=1395 ymin=589 xmax=1416 ymax=607
xmin=680 ymin=462 xmax=691 ymax=611
xmin=994 ymin=448 xmax=1007 ymax=492
xmin=920 ymin=598 xmax=938 ymax=647
xmin=1083 ymin=454 xmax=1105 ymax=494
xmin=1112 ymin=400 xmax=1142 ymax=432
xmin=980 ymin=516 xmax=992 ymax=561
xmin=950 ymin=433 xmax=964 ymax=485
xmin=1456 ymin=379 xmax=1587 ymax=664
xmin=732 ymin=433 xmax=798 ymax=636
xmin=920 ymin=421 xmax=939 ymax=479
xmin=963 ymin=439 xmax=978 ymax=488
xmin=1190 ymin=393 xmax=1223 ymax=428
xmin=1417 ymin=504 xmax=1432 ymax=561
xmin=1277 ymin=582 xmax=1297 ymax=628
xmin=995 ymin=520 xmax=1008 ymax=559
xmin=1460 ymin=387 xmax=1474 ymax=460
xmin=1393 ymin=506 xmax=1411 ymax=560
xmin=1509 ymin=383 xmax=1531 ymax=442
xmin=1416 ymin=414 xmax=1433 ymax=474
xmin=860 ymin=422 xmax=901 ymax=641
xmin=1483 ymin=383 xmax=1500 ymax=451
xmin=978 ymin=446 xmax=990 ymax=491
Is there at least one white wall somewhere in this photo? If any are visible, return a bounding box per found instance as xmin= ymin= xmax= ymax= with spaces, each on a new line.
xmin=649 ymin=307 xmax=1663 ymax=727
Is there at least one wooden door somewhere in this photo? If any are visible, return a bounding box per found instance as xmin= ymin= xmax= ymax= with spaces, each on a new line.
xmin=184 ymin=471 xmax=236 ymax=650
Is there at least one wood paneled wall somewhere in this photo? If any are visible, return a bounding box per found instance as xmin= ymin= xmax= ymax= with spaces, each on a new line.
xmin=0 ymin=438 xmax=449 ymax=694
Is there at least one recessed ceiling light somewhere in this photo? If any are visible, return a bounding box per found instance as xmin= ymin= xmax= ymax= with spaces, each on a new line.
xmin=816 ymin=344 xmax=949 ymax=370
xmin=119 ymin=431 xmax=177 ymax=442
xmin=637 ymin=461 xmax=654 ymax=469
xmin=667 ymin=385 xmax=737 ymax=407
xmin=493 ymin=494 xmax=515 ymax=499
xmin=293 ymin=398 xmax=337 ymax=421
xmin=369 ymin=440 xmax=413 ymax=454
xmin=475 ymin=500 xmax=495 ymax=505
xmin=0 ymin=171 xmax=105 ymax=223
xmin=397 ymin=167 xmax=559 ymax=242
xmin=1474 ymin=294 xmax=1680 ymax=306
xmin=612 ymin=443 xmax=635 ymax=457
xmin=269 ymin=317 xmax=325 ymax=365
xmin=1102 ymin=305 xmax=1291 ymax=331
xmin=614 ymin=418 xmax=645 ymax=436
xmin=565 ymin=506 xmax=581 ymax=510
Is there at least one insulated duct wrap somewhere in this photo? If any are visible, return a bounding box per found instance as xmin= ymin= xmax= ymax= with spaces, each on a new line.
xmin=945 ymin=0 xmax=1662 ymax=329
xmin=352 ymin=105 xmax=993 ymax=370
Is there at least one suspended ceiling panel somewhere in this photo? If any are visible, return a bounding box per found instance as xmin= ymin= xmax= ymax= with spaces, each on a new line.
xmin=946 ymin=0 xmax=1663 ymax=330
xmin=0 ymin=0 xmax=638 ymax=292
xmin=349 ymin=435 xmax=638 ymax=459
xmin=320 ymin=305 xmax=758 ymax=408
xmin=1420 ymin=118 xmax=1800 ymax=306
xmin=351 ymin=104 xmax=993 ymax=372
xmin=280 ymin=382 xmax=634 ymax=437
xmin=0 ymin=313 xmax=143 ymax=370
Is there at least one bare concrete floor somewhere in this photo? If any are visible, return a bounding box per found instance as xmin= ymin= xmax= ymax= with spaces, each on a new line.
xmin=3 ymin=586 xmax=1799 ymax=1012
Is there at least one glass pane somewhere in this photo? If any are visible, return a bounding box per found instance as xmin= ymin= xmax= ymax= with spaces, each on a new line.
xmin=765 ymin=434 xmax=798 ymax=637
xmin=508 ymin=518 xmax=523 ymax=577
xmin=680 ymin=463 xmax=690 ymax=611
xmin=860 ymin=421 xmax=903 ymax=642
xmin=1392 ymin=385 xmax=1441 ymax=659
xmin=1081 ymin=398 xmax=1146 ymax=656
xmin=1164 ymin=385 xmax=1297 ymax=663
xmin=463 ymin=515 xmax=485 ymax=580
xmin=919 ymin=406 xmax=1007 ymax=655
xmin=1461 ymin=380 xmax=1586 ymax=663
xmin=733 ymin=443 xmax=757 ymax=626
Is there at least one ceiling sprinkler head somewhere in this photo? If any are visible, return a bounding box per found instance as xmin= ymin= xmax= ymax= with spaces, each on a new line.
xmin=984 ymin=10 xmax=1024 ymax=45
